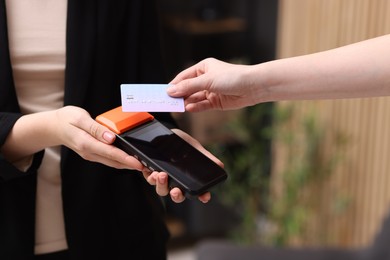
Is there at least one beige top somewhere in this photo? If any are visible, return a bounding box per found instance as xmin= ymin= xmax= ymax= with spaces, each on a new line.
xmin=6 ymin=0 xmax=68 ymax=255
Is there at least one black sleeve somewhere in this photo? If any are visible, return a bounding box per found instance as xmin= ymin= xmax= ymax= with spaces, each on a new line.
xmin=0 ymin=113 xmax=21 ymax=147
xmin=0 ymin=112 xmax=44 ymax=182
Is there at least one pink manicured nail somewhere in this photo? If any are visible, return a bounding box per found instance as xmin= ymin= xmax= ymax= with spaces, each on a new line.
xmin=103 ymin=131 xmax=115 ymax=142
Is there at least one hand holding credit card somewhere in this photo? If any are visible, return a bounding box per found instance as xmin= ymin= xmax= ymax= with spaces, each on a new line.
xmin=121 ymin=84 xmax=184 ymax=112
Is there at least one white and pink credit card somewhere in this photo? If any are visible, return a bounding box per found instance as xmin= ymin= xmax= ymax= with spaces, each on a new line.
xmin=120 ymin=84 xmax=185 ymax=112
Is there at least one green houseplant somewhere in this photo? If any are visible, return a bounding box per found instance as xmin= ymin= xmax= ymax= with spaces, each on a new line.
xmin=210 ymin=102 xmax=350 ymax=246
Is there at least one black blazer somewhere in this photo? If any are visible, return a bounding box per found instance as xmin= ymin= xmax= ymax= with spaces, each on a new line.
xmin=0 ymin=1 xmax=174 ymax=259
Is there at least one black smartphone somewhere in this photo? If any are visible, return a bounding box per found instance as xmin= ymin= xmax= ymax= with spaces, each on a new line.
xmin=96 ymin=107 xmax=227 ymax=198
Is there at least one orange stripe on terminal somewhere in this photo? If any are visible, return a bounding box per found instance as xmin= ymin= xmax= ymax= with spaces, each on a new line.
xmin=96 ymin=106 xmax=154 ymax=134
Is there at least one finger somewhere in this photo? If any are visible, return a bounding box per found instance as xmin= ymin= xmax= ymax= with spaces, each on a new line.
xmin=185 ymin=102 xmax=213 ymax=113
xmin=191 ymin=144 xmax=225 ymax=168
xmin=167 ymin=75 xmax=210 ymax=98
xmin=146 ymin=171 xmax=159 ymax=185
xmin=155 ymin=172 xmax=169 ymax=196
xmin=184 ymin=90 xmax=226 ymax=112
xmin=184 ymin=91 xmax=208 ymax=104
xmin=169 ymin=187 xmax=186 ymax=203
xmin=142 ymin=167 xmax=152 ymax=180
xmin=70 ymin=132 xmax=143 ymax=170
xmin=80 ymin=117 xmax=116 ymax=144
xmin=171 ymin=129 xmax=224 ymax=168
xmin=96 ymin=145 xmax=144 ymax=170
xmin=198 ymin=192 xmax=211 ymax=203
xmin=182 ymin=91 xmax=210 ymax=112
xmin=86 ymin=149 xmax=144 ymax=170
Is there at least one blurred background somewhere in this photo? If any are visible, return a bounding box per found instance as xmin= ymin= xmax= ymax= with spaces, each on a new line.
xmin=154 ymin=0 xmax=390 ymax=259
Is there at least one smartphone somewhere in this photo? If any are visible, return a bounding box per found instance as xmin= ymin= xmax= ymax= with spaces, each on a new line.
xmin=96 ymin=106 xmax=227 ymax=198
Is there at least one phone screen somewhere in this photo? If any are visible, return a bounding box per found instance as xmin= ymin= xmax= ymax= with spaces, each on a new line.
xmin=119 ymin=120 xmax=227 ymax=195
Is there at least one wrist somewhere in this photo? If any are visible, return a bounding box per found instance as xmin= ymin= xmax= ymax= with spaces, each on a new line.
xmin=245 ymin=63 xmax=273 ymax=105
xmin=2 ymin=111 xmax=60 ymax=162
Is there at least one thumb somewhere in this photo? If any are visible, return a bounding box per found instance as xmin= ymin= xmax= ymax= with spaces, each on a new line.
xmin=89 ymin=120 xmax=116 ymax=144
xmin=167 ymin=75 xmax=209 ymax=98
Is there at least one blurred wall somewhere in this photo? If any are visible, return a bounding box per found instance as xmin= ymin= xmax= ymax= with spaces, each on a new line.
xmin=273 ymin=0 xmax=390 ymax=248
xmin=157 ymin=0 xmax=279 ymax=241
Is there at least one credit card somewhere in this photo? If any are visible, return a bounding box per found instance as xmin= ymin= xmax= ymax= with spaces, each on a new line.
xmin=120 ymin=84 xmax=185 ymax=112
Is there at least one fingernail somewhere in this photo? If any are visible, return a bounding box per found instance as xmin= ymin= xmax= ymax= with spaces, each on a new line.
xmin=159 ymin=175 xmax=167 ymax=184
xmin=171 ymin=189 xmax=179 ymax=197
xmin=103 ymin=131 xmax=115 ymax=143
xmin=172 ymin=193 xmax=180 ymax=201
